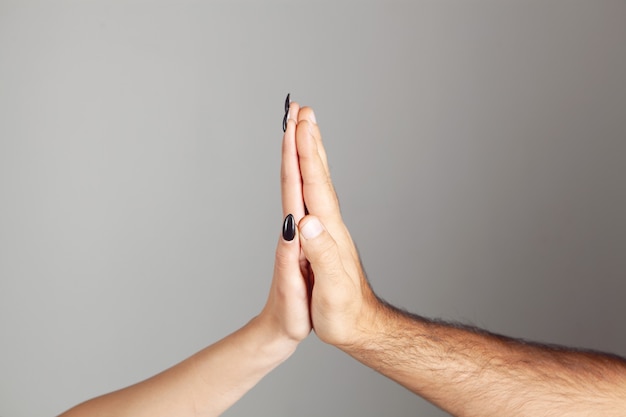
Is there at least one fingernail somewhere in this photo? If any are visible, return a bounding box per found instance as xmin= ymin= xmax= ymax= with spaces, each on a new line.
xmin=284 ymin=93 xmax=291 ymax=113
xmin=282 ymin=214 xmax=296 ymax=241
xmin=300 ymin=217 xmax=324 ymax=240
xmin=309 ymin=109 xmax=316 ymax=124
xmin=282 ymin=93 xmax=291 ymax=132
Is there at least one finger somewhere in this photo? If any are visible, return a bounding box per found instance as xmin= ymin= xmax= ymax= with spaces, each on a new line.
xmin=271 ymin=215 xmax=310 ymax=342
xmin=298 ymin=215 xmax=345 ymax=286
xmin=297 ymin=107 xmax=329 ymax=175
xmin=274 ymin=214 xmax=306 ymax=295
xmin=281 ymin=102 xmax=305 ymax=222
xmin=296 ymin=119 xmax=341 ymax=222
xmin=287 ymin=101 xmax=301 ymax=126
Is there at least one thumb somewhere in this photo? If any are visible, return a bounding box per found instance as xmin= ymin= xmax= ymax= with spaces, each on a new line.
xmin=298 ymin=216 xmax=344 ymax=283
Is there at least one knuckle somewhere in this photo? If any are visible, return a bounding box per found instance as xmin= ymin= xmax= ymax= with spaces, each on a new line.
xmin=315 ymin=243 xmax=338 ymax=267
xmin=307 ymin=230 xmax=334 ymax=255
xmin=274 ymin=247 xmax=295 ymax=270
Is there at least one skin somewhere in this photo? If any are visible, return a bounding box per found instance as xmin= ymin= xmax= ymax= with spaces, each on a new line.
xmin=293 ymin=105 xmax=626 ymax=417
xmin=58 ymin=103 xmax=313 ymax=417
xmin=58 ymin=101 xmax=626 ymax=416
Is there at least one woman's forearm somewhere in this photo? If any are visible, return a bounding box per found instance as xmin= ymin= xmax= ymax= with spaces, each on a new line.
xmin=59 ymin=316 xmax=297 ymax=417
xmin=59 ymin=97 xmax=310 ymax=417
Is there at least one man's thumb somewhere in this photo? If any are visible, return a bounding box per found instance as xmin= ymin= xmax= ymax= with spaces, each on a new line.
xmin=299 ymin=216 xmax=343 ymax=282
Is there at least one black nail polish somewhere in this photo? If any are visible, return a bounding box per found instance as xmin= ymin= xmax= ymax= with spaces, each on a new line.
xmin=282 ymin=214 xmax=296 ymax=241
xmin=282 ymin=93 xmax=291 ymax=132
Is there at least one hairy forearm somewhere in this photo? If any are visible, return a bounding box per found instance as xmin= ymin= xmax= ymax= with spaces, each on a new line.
xmin=59 ymin=316 xmax=297 ymax=417
xmin=343 ymin=302 xmax=626 ymax=417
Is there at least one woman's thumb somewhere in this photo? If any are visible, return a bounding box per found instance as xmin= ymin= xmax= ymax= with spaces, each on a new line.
xmin=299 ymin=216 xmax=343 ymax=283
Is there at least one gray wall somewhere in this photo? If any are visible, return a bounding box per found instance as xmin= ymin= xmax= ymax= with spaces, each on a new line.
xmin=1 ymin=1 xmax=625 ymax=416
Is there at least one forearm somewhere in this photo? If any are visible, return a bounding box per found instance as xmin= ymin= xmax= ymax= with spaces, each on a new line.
xmin=289 ymin=102 xmax=626 ymax=415
xmin=343 ymin=302 xmax=626 ymax=417
xmin=188 ymin=315 xmax=298 ymax=416
xmin=59 ymin=316 xmax=297 ymax=417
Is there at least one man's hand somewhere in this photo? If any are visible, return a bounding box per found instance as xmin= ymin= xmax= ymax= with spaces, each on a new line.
xmin=290 ymin=106 xmax=626 ymax=417
xmin=292 ymin=107 xmax=381 ymax=349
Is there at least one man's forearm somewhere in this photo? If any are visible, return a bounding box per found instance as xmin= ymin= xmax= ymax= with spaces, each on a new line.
xmin=342 ymin=302 xmax=626 ymax=417
xmin=291 ymin=103 xmax=626 ymax=416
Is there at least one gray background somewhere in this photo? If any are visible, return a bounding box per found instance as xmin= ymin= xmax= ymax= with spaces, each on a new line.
xmin=1 ymin=1 xmax=625 ymax=416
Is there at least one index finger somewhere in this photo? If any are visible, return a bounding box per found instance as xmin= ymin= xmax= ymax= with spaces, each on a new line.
xmin=296 ymin=119 xmax=341 ymax=224
xmin=298 ymin=107 xmax=329 ymax=175
xmin=281 ymin=101 xmax=306 ymax=223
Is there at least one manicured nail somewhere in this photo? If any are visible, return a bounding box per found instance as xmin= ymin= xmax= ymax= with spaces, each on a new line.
xmin=282 ymin=214 xmax=296 ymax=241
xmin=282 ymin=93 xmax=291 ymax=132
xmin=284 ymin=93 xmax=291 ymax=113
xmin=300 ymin=217 xmax=324 ymax=240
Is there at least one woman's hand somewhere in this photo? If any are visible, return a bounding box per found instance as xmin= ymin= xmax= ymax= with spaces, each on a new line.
xmin=58 ymin=100 xmax=316 ymax=417
xmin=257 ymin=101 xmax=312 ymax=346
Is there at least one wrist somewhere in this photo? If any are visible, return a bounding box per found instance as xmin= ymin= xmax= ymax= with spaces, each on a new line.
xmin=247 ymin=314 xmax=300 ymax=364
xmin=335 ymin=293 xmax=391 ymax=353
